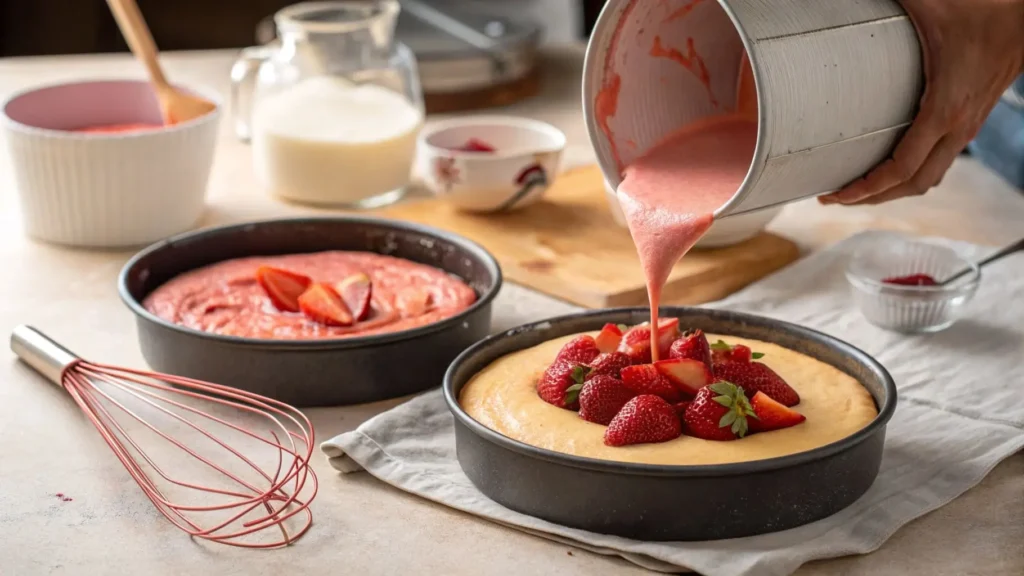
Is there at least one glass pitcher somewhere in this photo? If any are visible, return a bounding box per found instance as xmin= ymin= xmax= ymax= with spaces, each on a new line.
xmin=231 ymin=1 xmax=424 ymax=208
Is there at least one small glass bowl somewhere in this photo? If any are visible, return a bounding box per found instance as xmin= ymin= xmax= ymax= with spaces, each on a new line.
xmin=846 ymin=238 xmax=980 ymax=333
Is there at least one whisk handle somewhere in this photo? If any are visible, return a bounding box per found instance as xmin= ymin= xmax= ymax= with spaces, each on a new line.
xmin=10 ymin=325 xmax=80 ymax=386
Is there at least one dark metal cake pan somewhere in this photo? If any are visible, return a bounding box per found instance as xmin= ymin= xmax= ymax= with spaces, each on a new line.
xmin=444 ymin=307 xmax=896 ymax=541
xmin=119 ymin=217 xmax=502 ymax=407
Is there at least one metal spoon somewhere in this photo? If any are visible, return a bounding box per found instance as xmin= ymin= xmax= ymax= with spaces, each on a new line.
xmin=940 ymin=237 xmax=1024 ymax=286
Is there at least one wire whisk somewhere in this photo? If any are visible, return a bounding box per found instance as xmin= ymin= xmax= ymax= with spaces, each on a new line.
xmin=11 ymin=325 xmax=317 ymax=548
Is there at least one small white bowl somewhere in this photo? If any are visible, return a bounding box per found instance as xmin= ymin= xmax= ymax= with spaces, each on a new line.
xmin=417 ymin=115 xmax=565 ymax=212
xmin=2 ymin=80 xmax=221 ymax=248
xmin=602 ymin=180 xmax=781 ymax=248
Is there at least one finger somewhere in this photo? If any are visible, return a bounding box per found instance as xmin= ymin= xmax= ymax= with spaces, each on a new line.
xmin=850 ymin=133 xmax=965 ymax=206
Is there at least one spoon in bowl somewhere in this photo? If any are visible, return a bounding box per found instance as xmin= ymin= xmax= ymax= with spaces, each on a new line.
xmin=939 ymin=236 xmax=1024 ymax=286
xmin=105 ymin=0 xmax=216 ymax=125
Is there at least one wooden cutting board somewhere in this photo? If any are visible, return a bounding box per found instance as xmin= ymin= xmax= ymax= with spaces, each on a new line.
xmin=376 ymin=165 xmax=800 ymax=309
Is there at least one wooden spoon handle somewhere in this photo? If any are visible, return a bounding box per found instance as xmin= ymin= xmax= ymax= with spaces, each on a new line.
xmin=105 ymin=0 xmax=169 ymax=90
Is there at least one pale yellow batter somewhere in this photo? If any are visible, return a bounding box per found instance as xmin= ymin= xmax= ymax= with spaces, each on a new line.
xmin=459 ymin=333 xmax=878 ymax=465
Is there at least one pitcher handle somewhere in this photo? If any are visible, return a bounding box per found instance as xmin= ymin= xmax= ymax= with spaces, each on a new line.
xmin=230 ymin=46 xmax=274 ymax=142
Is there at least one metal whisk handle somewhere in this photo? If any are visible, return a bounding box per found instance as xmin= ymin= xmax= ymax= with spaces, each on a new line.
xmin=10 ymin=325 xmax=80 ymax=386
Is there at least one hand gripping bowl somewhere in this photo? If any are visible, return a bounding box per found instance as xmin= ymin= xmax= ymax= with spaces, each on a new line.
xmin=119 ymin=217 xmax=502 ymax=407
xmin=443 ymin=307 xmax=896 ymax=541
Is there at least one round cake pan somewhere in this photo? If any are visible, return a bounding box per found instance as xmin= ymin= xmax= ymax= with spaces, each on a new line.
xmin=120 ymin=217 xmax=502 ymax=407
xmin=444 ymin=307 xmax=896 ymax=541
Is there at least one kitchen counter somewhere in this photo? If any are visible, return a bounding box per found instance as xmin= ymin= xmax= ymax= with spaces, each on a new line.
xmin=1 ymin=46 xmax=1021 ymax=575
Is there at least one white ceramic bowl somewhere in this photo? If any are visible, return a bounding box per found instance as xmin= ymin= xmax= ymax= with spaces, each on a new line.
xmin=2 ymin=80 xmax=221 ymax=248
xmin=603 ymin=180 xmax=781 ymax=248
xmin=417 ymin=116 xmax=565 ymax=213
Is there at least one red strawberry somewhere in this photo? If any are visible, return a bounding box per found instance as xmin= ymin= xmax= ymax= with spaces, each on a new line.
xmin=655 ymin=358 xmax=714 ymax=396
xmin=256 ymin=266 xmax=312 ymax=313
xmin=673 ymin=401 xmax=691 ymax=420
xmin=297 ymin=283 xmax=354 ymax=326
xmin=617 ymin=318 xmax=680 ymax=363
xmin=749 ymin=391 xmax=806 ymax=432
xmin=684 ymin=381 xmax=757 ymax=441
xmin=713 ymin=361 xmax=800 ymax=407
xmin=578 ymin=375 xmax=638 ymax=425
xmin=586 ymin=352 xmax=632 ymax=380
xmin=710 ymin=339 xmax=764 ymax=364
xmin=594 ymin=323 xmax=625 ymax=353
xmin=335 ymin=272 xmax=372 ymax=321
xmin=669 ymin=329 xmax=712 ymax=367
xmin=538 ymin=362 xmax=590 ymax=409
xmin=555 ymin=335 xmax=602 ymax=365
xmin=620 ymin=364 xmax=682 ymax=403
xmin=604 ymin=395 xmax=682 ymax=446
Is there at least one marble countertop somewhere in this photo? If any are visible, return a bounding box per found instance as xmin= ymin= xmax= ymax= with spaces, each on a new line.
xmin=0 ymin=45 xmax=1021 ymax=575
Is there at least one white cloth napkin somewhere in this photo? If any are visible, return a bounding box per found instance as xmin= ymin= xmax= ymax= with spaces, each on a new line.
xmin=321 ymin=231 xmax=1024 ymax=575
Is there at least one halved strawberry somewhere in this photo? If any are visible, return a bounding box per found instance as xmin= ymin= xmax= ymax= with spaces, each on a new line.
xmin=617 ymin=318 xmax=680 ymax=363
xmin=654 ymin=358 xmax=713 ymax=396
xmin=578 ymin=375 xmax=637 ymax=425
xmin=683 ymin=381 xmax=757 ymax=441
xmin=554 ymin=335 xmax=602 ymax=365
xmin=395 ymin=287 xmax=432 ymax=317
xmin=335 ymin=273 xmax=372 ymax=321
xmin=604 ymin=395 xmax=682 ymax=446
xmin=538 ymin=362 xmax=589 ymax=409
xmin=669 ymin=329 xmax=712 ymax=367
xmin=256 ymin=265 xmax=312 ymax=313
xmin=749 ymin=391 xmax=806 ymax=432
xmin=713 ymin=361 xmax=800 ymax=407
xmin=586 ymin=352 xmax=632 ymax=380
xmin=620 ymin=364 xmax=682 ymax=403
xmin=594 ymin=323 xmax=625 ymax=353
xmin=297 ymin=283 xmax=354 ymax=326
xmin=710 ymin=339 xmax=764 ymax=364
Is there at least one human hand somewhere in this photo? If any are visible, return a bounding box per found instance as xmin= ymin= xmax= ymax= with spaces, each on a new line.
xmin=819 ymin=0 xmax=1024 ymax=206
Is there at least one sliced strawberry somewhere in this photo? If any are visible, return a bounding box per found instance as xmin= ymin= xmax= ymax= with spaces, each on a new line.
xmin=620 ymin=364 xmax=682 ymax=403
xmin=604 ymin=395 xmax=682 ymax=446
xmin=669 ymin=329 xmax=712 ymax=367
xmin=578 ymin=375 xmax=637 ymax=425
xmin=749 ymin=391 xmax=806 ymax=432
xmin=710 ymin=339 xmax=764 ymax=364
xmin=538 ymin=362 xmax=590 ymax=409
xmin=594 ymin=323 xmax=625 ymax=353
xmin=256 ymin=265 xmax=312 ymax=313
xmin=554 ymin=335 xmax=602 ymax=365
xmin=335 ymin=273 xmax=372 ymax=321
xmin=654 ymin=358 xmax=713 ymax=396
xmin=586 ymin=352 xmax=632 ymax=380
xmin=617 ymin=318 xmax=680 ymax=363
xmin=684 ymin=381 xmax=757 ymax=441
xmin=297 ymin=283 xmax=354 ymax=326
xmin=713 ymin=361 xmax=800 ymax=407
xmin=395 ymin=287 xmax=432 ymax=317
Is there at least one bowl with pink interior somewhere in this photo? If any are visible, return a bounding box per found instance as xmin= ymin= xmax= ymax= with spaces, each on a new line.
xmin=417 ymin=115 xmax=565 ymax=213
xmin=1 ymin=80 xmax=221 ymax=248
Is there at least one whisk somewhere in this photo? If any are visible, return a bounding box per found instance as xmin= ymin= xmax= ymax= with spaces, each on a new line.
xmin=11 ymin=326 xmax=317 ymax=548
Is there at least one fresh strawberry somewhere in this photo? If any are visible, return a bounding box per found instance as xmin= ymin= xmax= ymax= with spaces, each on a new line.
xmin=335 ymin=272 xmax=372 ymax=321
xmin=710 ymin=339 xmax=764 ymax=364
xmin=594 ymin=323 xmax=625 ymax=353
xmin=617 ymin=318 xmax=680 ymax=363
xmin=555 ymin=335 xmax=602 ymax=365
xmin=673 ymin=401 xmax=691 ymax=420
xmin=684 ymin=381 xmax=757 ymax=441
xmin=538 ymin=362 xmax=590 ymax=409
xmin=604 ymin=395 xmax=682 ymax=446
xmin=654 ymin=358 xmax=713 ymax=396
xmin=712 ymin=361 xmax=800 ymax=407
xmin=256 ymin=265 xmax=312 ymax=313
xmin=669 ymin=329 xmax=712 ymax=367
xmin=586 ymin=352 xmax=632 ymax=380
xmin=578 ymin=375 xmax=637 ymax=425
xmin=297 ymin=283 xmax=354 ymax=326
xmin=749 ymin=391 xmax=806 ymax=432
xmin=620 ymin=364 xmax=682 ymax=402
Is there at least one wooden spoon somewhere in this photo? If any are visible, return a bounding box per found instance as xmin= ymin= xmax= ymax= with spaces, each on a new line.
xmin=105 ymin=0 xmax=216 ymax=125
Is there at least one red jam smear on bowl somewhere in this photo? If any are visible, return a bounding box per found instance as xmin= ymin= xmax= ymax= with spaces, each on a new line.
xmin=882 ymin=273 xmax=939 ymax=286
xmin=73 ymin=123 xmax=164 ymax=134
xmin=448 ymin=138 xmax=496 ymax=153
xmin=142 ymin=251 xmax=477 ymax=340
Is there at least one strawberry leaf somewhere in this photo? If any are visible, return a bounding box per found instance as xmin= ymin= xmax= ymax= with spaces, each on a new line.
xmin=564 ymin=382 xmax=584 ymax=405
xmin=616 ymin=323 xmax=628 ymax=332
xmin=710 ymin=340 xmax=732 ymax=351
xmin=708 ymin=381 xmax=735 ymax=396
xmin=751 ymin=352 xmax=765 ymax=359
xmin=713 ymin=396 xmax=733 ymax=408
xmin=719 ymin=411 xmax=737 ymax=427
xmin=570 ymin=365 xmax=591 ymax=385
